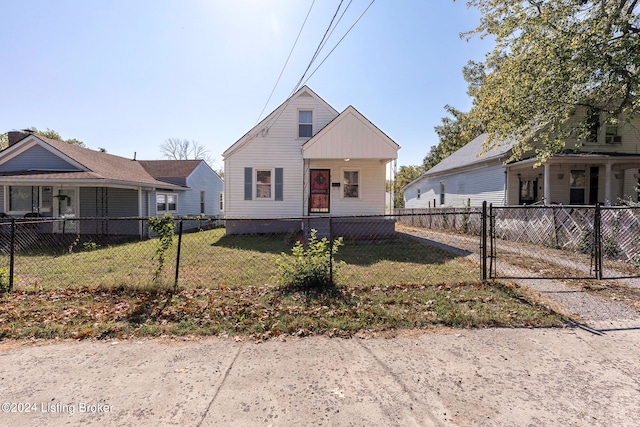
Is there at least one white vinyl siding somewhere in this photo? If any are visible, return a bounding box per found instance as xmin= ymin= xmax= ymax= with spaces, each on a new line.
xmin=306 ymin=159 xmax=387 ymax=216
xmin=405 ymin=162 xmax=507 ymax=208
xmin=559 ymin=108 xmax=640 ymax=154
xmin=224 ymin=91 xmax=337 ymax=218
xmin=302 ymin=107 xmax=398 ymax=160
xmin=181 ymin=162 xmax=224 ymax=216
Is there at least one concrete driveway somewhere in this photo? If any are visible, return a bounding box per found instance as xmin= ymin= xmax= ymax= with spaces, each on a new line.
xmin=1 ymin=327 xmax=639 ymax=426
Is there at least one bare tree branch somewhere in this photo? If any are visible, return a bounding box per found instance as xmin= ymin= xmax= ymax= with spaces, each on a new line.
xmin=160 ymin=138 xmax=214 ymax=165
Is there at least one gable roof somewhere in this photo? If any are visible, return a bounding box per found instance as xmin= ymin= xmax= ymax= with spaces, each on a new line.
xmin=403 ymin=134 xmax=516 ymax=191
xmin=0 ymin=135 xmax=182 ymax=189
xmin=425 ymin=133 xmax=516 ymax=175
xmin=222 ymin=85 xmax=339 ymax=158
xmin=138 ymin=160 xmax=203 ymax=186
xmin=302 ymin=105 xmax=399 ymax=159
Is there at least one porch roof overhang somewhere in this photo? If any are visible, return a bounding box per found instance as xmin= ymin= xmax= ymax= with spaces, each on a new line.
xmin=507 ymin=152 xmax=640 ymax=171
xmin=0 ymin=171 xmax=185 ymax=191
xmin=302 ymin=106 xmax=399 ymax=160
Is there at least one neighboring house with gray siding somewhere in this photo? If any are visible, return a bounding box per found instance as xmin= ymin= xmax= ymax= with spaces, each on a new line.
xmin=404 ymin=113 xmax=640 ymax=208
xmin=223 ymin=86 xmax=400 ymax=236
xmin=0 ymin=131 xmax=223 ymax=235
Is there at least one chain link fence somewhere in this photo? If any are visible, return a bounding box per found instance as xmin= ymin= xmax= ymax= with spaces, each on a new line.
xmin=487 ymin=205 xmax=640 ymax=280
xmin=0 ymin=215 xmax=481 ymax=292
xmin=2 ymin=205 xmax=637 ymax=292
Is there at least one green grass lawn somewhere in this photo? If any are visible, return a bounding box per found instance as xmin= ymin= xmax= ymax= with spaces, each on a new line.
xmin=0 ymin=228 xmax=566 ymax=339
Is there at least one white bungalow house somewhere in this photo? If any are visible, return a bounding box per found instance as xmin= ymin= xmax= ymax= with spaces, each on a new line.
xmin=404 ymin=112 xmax=640 ymax=208
xmin=0 ymin=131 xmax=224 ymax=235
xmin=223 ymin=86 xmax=400 ymax=236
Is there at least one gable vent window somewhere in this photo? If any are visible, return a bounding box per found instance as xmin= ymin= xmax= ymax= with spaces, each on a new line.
xmin=298 ymin=110 xmax=313 ymax=138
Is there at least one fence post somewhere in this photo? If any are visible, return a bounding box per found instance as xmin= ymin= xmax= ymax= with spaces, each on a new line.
xmin=593 ymin=204 xmax=603 ymax=280
xmin=174 ymin=219 xmax=184 ymax=289
xmin=481 ymin=201 xmax=487 ymax=282
xmin=329 ymin=217 xmax=333 ymax=285
xmin=9 ymin=218 xmax=15 ymax=292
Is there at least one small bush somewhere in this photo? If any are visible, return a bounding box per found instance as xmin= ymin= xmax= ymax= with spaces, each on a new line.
xmin=274 ymin=229 xmax=344 ymax=291
xmin=0 ymin=267 xmax=11 ymax=293
xmin=82 ymin=241 xmax=100 ymax=252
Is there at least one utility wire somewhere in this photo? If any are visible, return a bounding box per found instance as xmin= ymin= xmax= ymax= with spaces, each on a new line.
xmin=262 ymin=0 xmax=375 ymax=133
xmin=290 ymin=0 xmax=345 ymax=96
xmin=254 ymin=0 xmax=317 ymax=124
xmin=315 ymin=0 xmax=354 ymax=60
xmin=301 ymin=0 xmax=376 ymax=87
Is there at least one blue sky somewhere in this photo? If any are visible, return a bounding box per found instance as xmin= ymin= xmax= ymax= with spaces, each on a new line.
xmin=1 ymin=0 xmax=493 ymax=171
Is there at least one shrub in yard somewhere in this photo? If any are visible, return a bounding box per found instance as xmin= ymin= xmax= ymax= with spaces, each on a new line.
xmin=148 ymin=213 xmax=176 ymax=282
xmin=0 ymin=267 xmax=11 ymax=293
xmin=275 ymin=229 xmax=344 ymax=291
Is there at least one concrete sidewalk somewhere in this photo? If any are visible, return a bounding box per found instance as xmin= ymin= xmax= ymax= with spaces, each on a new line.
xmin=1 ymin=327 xmax=639 ymax=426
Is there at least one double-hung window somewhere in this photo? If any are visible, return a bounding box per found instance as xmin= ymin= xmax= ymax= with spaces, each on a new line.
xmin=343 ymin=170 xmax=359 ymax=198
xmin=256 ymin=169 xmax=272 ymax=199
xmin=244 ymin=167 xmax=283 ymax=201
xmin=298 ymin=110 xmax=313 ymax=138
xmin=157 ymin=193 xmax=177 ymax=213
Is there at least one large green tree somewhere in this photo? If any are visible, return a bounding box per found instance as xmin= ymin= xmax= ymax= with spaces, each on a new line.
xmin=463 ymin=0 xmax=640 ymax=162
xmin=0 ymin=128 xmax=86 ymax=150
xmin=424 ymin=105 xmax=484 ymax=170
xmin=391 ymin=164 xmax=427 ymax=208
xmin=29 ymin=127 xmax=86 ymax=147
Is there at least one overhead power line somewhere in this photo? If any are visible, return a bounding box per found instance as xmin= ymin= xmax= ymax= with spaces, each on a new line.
xmin=260 ymin=0 xmax=376 ymax=133
xmin=290 ymin=0 xmax=345 ymax=97
xmin=301 ymin=0 xmax=376 ymax=87
xmin=255 ymin=0 xmax=317 ymax=125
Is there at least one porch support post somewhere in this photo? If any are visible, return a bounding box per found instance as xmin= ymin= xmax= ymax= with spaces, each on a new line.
xmin=543 ymin=163 xmax=551 ymax=205
xmin=604 ymin=162 xmax=612 ymax=205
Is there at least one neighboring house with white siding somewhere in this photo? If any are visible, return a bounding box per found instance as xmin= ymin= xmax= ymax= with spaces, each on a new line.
xmin=138 ymin=160 xmax=223 ymax=218
xmin=0 ymin=131 xmax=223 ymax=235
xmin=404 ymin=112 xmax=640 ymax=207
xmin=223 ymin=86 xmax=400 ymax=236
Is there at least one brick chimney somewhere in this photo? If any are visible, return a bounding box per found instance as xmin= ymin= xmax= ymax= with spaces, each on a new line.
xmin=7 ymin=130 xmax=33 ymax=146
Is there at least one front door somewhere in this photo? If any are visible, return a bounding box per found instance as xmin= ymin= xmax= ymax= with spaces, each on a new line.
xmin=309 ymin=169 xmax=330 ymax=213
xmin=53 ymin=188 xmax=79 ymax=233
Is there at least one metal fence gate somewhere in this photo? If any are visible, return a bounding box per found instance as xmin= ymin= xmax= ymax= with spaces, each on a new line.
xmin=487 ymin=203 xmax=640 ymax=280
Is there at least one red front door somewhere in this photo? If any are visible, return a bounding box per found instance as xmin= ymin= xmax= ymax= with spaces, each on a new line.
xmin=309 ymin=169 xmax=330 ymax=213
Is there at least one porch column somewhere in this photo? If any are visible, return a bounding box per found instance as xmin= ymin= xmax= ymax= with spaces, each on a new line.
xmin=604 ymin=162 xmax=612 ymax=205
xmin=543 ymin=163 xmax=550 ymax=205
